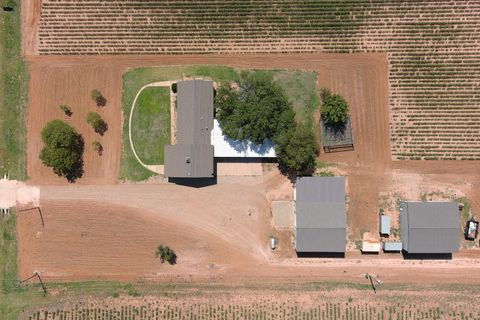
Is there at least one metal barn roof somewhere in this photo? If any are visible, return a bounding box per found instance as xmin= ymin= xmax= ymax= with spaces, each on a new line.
xmin=295 ymin=177 xmax=346 ymax=253
xmin=400 ymin=201 xmax=460 ymax=254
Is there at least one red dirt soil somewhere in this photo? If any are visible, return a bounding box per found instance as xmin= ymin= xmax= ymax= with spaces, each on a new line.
xmin=26 ymin=53 xmax=389 ymax=186
xmin=16 ymin=179 xmax=480 ymax=285
xmin=23 ymin=54 xmax=480 ymax=286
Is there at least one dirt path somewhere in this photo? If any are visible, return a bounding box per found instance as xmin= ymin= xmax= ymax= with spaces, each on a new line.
xmin=15 ymin=180 xmax=480 ymax=285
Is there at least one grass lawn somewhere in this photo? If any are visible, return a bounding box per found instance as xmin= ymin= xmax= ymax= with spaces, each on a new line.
xmin=121 ymin=65 xmax=318 ymax=181
xmin=131 ymin=87 xmax=171 ymax=165
xmin=0 ymin=0 xmax=29 ymax=180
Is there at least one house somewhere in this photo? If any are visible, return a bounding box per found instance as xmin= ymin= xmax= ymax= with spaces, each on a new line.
xmin=400 ymin=201 xmax=460 ymax=254
xmin=295 ymin=176 xmax=346 ymax=253
xmin=164 ymin=80 xmax=214 ymax=178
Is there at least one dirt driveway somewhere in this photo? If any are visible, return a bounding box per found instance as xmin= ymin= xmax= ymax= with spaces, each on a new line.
xmin=16 ymin=178 xmax=480 ymax=285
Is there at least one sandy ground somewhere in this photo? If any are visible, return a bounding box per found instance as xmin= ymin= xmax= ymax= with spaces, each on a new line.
xmin=0 ymin=178 xmax=39 ymax=208
xmin=15 ymin=172 xmax=480 ymax=285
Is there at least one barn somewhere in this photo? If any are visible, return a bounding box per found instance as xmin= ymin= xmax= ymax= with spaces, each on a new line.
xmin=295 ymin=176 xmax=346 ymax=254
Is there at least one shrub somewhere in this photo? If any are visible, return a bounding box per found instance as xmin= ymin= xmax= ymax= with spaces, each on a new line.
xmin=155 ymin=245 xmax=177 ymax=265
xmin=275 ymin=125 xmax=316 ymax=175
xmin=87 ymin=112 xmax=108 ymax=135
xmin=92 ymin=140 xmax=103 ymax=155
xmin=171 ymin=83 xmax=177 ymax=93
xmin=91 ymin=89 xmax=107 ymax=107
xmin=59 ymin=105 xmax=72 ymax=116
xmin=215 ymin=71 xmax=295 ymax=145
xmin=321 ymin=88 xmax=349 ymax=125
xmin=39 ymin=120 xmax=84 ymax=182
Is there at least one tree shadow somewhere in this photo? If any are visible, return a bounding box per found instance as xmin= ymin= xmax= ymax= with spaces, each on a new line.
xmin=65 ymin=135 xmax=85 ymax=183
xmin=95 ymin=121 xmax=108 ymax=136
xmin=96 ymin=95 xmax=107 ymax=107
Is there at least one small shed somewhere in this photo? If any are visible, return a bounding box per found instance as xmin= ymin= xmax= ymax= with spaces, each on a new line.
xmin=384 ymin=241 xmax=403 ymax=252
xmin=361 ymin=241 xmax=381 ymax=253
xmin=379 ymin=215 xmax=391 ymax=236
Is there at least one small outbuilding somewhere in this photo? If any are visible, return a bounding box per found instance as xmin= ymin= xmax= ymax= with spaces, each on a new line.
xmin=379 ymin=215 xmax=391 ymax=236
xmin=383 ymin=241 xmax=403 ymax=252
xmin=361 ymin=241 xmax=381 ymax=253
xmin=400 ymin=201 xmax=460 ymax=254
xmin=295 ymin=176 xmax=346 ymax=253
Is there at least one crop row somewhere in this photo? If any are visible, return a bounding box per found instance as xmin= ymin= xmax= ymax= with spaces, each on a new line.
xmin=26 ymin=302 xmax=480 ymax=320
xmin=38 ymin=0 xmax=480 ymax=160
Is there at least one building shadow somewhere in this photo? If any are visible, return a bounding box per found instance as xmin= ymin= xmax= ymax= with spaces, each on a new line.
xmin=402 ymin=251 xmax=453 ymax=260
xmin=296 ymin=252 xmax=345 ymax=259
xmin=168 ymin=177 xmax=217 ymax=188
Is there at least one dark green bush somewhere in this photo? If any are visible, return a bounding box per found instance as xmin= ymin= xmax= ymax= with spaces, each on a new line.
xmin=39 ymin=120 xmax=84 ymax=182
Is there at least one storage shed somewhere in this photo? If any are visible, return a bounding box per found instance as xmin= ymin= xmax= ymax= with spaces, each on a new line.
xmin=384 ymin=241 xmax=403 ymax=252
xmin=295 ymin=177 xmax=346 ymax=253
xmin=379 ymin=215 xmax=391 ymax=235
xmin=361 ymin=241 xmax=381 ymax=253
xmin=400 ymin=201 xmax=460 ymax=254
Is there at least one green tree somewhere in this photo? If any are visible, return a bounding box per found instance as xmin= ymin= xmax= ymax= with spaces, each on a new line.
xmin=155 ymin=245 xmax=176 ymax=265
xmin=87 ymin=112 xmax=108 ymax=135
xmin=92 ymin=140 xmax=103 ymax=155
xmin=39 ymin=120 xmax=84 ymax=181
xmin=275 ymin=125 xmax=316 ymax=174
xmin=59 ymin=104 xmax=72 ymax=116
xmin=215 ymin=71 xmax=295 ymax=144
xmin=320 ymin=88 xmax=349 ymax=125
xmin=91 ymin=89 xmax=107 ymax=107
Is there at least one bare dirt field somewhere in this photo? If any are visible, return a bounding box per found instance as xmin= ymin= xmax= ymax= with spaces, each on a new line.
xmin=23 ymin=54 xmax=480 ymax=286
xmin=26 ymin=53 xmax=388 ymax=186
xmin=15 ymin=176 xmax=480 ymax=285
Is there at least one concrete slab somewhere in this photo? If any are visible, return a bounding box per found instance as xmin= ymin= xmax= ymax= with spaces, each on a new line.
xmin=272 ymin=200 xmax=294 ymax=228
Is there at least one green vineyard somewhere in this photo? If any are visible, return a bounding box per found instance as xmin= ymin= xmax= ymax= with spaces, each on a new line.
xmin=25 ymin=301 xmax=480 ymax=320
xmin=38 ymin=0 xmax=480 ymax=160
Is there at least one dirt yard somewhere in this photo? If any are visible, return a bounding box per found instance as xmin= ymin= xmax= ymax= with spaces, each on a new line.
xmin=15 ymin=174 xmax=480 ymax=285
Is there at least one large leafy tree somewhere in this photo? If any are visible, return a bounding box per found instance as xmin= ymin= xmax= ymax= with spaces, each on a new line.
xmin=320 ymin=88 xmax=349 ymax=125
xmin=215 ymin=71 xmax=295 ymax=145
xmin=39 ymin=120 xmax=84 ymax=182
xmin=275 ymin=125 xmax=316 ymax=174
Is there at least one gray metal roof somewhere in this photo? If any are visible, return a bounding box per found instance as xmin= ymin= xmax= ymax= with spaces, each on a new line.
xmin=164 ymin=145 xmax=214 ymax=178
xmin=400 ymin=201 xmax=460 ymax=254
xmin=295 ymin=177 xmax=346 ymax=253
xmin=165 ymin=80 xmax=215 ymax=178
xmin=296 ymin=176 xmax=345 ymax=203
xmin=176 ymin=80 xmax=214 ymax=145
